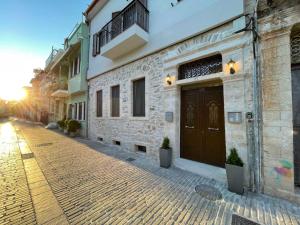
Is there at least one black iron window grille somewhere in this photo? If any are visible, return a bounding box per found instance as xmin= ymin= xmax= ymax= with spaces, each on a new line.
xmin=291 ymin=31 xmax=300 ymax=65
xmin=179 ymin=54 xmax=223 ymax=80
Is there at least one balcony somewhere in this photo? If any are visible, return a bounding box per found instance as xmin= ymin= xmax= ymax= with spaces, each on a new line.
xmin=99 ymin=0 xmax=149 ymax=59
xmin=45 ymin=49 xmax=64 ymax=71
xmin=50 ymin=82 xmax=69 ymax=98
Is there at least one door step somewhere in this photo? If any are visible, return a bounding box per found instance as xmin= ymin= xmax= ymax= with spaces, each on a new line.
xmin=174 ymin=158 xmax=226 ymax=183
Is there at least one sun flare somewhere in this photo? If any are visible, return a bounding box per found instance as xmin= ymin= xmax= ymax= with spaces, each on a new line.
xmin=0 ymin=88 xmax=27 ymax=101
xmin=0 ymin=49 xmax=43 ymax=101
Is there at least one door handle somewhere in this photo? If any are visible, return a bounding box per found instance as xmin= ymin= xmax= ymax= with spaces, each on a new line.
xmin=185 ymin=126 xmax=195 ymax=129
xmin=208 ymin=128 xmax=219 ymax=131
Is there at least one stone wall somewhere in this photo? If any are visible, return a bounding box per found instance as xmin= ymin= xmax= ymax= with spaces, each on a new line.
xmin=259 ymin=3 xmax=300 ymax=203
xmin=88 ymin=53 xmax=165 ymax=161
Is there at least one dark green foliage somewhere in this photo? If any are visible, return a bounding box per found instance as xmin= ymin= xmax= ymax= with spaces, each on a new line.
xmin=226 ymin=148 xmax=244 ymax=167
xmin=67 ymin=120 xmax=81 ymax=133
xmin=64 ymin=119 xmax=70 ymax=129
xmin=161 ymin=137 xmax=171 ymax=150
xmin=57 ymin=120 xmax=65 ymax=129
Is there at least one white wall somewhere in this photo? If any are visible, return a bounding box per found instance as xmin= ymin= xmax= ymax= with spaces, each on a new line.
xmin=88 ymin=0 xmax=244 ymax=79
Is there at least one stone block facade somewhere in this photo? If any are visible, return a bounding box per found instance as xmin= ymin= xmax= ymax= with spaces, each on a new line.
xmin=88 ymin=53 xmax=166 ymax=161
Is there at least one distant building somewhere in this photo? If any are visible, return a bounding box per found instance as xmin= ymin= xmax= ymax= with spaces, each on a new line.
xmin=45 ymin=22 xmax=89 ymax=136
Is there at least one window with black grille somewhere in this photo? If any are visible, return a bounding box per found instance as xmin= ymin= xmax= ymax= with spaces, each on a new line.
xmin=179 ymin=54 xmax=223 ymax=80
xmin=133 ymin=78 xmax=145 ymax=117
xmin=291 ymin=31 xmax=300 ymax=65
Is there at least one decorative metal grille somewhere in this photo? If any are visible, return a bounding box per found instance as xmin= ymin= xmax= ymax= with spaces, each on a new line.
xmin=291 ymin=31 xmax=300 ymax=65
xmin=179 ymin=55 xmax=223 ymax=80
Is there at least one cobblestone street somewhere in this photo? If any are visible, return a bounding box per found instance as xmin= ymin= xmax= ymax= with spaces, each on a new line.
xmin=1 ymin=120 xmax=300 ymax=224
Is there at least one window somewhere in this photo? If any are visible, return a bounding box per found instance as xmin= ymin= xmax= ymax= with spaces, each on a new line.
xmin=93 ymin=32 xmax=101 ymax=56
xmin=112 ymin=11 xmax=122 ymax=39
xmin=70 ymin=56 xmax=80 ymax=77
xmin=179 ymin=54 xmax=223 ymax=80
xmin=68 ymin=104 xmax=73 ymax=119
xmin=96 ymin=90 xmax=103 ymax=117
xmin=111 ymin=85 xmax=120 ymax=117
xmin=74 ymin=103 xmax=78 ymax=119
xmin=133 ymin=78 xmax=145 ymax=117
xmin=78 ymin=102 xmax=83 ymax=120
xmin=83 ymin=102 xmax=86 ymax=121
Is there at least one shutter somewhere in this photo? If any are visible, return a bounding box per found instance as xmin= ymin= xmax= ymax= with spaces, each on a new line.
xmin=96 ymin=32 xmax=101 ymax=54
xmin=92 ymin=33 xmax=97 ymax=56
xmin=96 ymin=90 xmax=103 ymax=117
xmin=133 ymin=78 xmax=145 ymax=117
xmin=111 ymin=86 xmax=120 ymax=117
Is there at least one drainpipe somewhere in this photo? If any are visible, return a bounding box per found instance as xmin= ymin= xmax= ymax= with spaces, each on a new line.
xmin=86 ymin=82 xmax=89 ymax=138
xmin=85 ymin=19 xmax=91 ymax=139
xmin=252 ymin=0 xmax=263 ymax=193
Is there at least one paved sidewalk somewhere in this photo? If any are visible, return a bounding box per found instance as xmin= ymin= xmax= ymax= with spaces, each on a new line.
xmin=2 ymin=120 xmax=300 ymax=224
xmin=0 ymin=122 xmax=36 ymax=224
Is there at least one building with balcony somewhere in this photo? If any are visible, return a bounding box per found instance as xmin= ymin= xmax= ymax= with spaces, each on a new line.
xmin=45 ymin=22 xmax=89 ymax=136
xmin=85 ymin=0 xmax=300 ymax=203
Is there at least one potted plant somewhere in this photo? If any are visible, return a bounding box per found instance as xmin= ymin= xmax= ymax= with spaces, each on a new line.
xmin=159 ymin=137 xmax=172 ymax=168
xmin=67 ymin=120 xmax=81 ymax=137
xmin=64 ymin=119 xmax=69 ymax=134
xmin=57 ymin=120 xmax=64 ymax=131
xmin=226 ymin=148 xmax=244 ymax=195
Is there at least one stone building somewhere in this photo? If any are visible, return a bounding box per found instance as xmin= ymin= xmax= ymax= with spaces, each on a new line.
xmin=258 ymin=0 xmax=300 ymax=202
xmin=85 ymin=0 xmax=300 ymax=202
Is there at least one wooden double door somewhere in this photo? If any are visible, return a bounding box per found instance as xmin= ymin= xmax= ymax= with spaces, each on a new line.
xmin=180 ymin=85 xmax=226 ymax=168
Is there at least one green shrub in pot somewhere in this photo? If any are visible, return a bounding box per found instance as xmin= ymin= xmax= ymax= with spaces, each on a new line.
xmin=67 ymin=120 xmax=81 ymax=137
xmin=225 ymin=148 xmax=244 ymax=195
xmin=159 ymin=137 xmax=172 ymax=168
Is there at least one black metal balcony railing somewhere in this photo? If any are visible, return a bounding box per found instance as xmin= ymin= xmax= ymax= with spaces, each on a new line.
xmin=99 ymin=0 xmax=149 ymax=48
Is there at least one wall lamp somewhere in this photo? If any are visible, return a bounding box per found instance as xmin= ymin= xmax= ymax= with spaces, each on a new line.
xmin=166 ymin=75 xmax=172 ymax=85
xmin=228 ymin=59 xmax=236 ymax=75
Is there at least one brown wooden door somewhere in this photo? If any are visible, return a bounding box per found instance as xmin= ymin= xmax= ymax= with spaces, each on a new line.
xmin=181 ymin=85 xmax=226 ymax=168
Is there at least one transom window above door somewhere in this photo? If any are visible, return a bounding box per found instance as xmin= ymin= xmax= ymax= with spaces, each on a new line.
xmin=179 ymin=54 xmax=223 ymax=80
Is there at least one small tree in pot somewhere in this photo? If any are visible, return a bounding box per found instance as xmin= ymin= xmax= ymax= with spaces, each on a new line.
xmin=159 ymin=137 xmax=172 ymax=168
xmin=226 ymin=148 xmax=244 ymax=195
xmin=67 ymin=120 xmax=81 ymax=137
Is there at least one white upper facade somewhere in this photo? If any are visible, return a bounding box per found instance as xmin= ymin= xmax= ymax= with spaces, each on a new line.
xmin=86 ymin=0 xmax=244 ymax=80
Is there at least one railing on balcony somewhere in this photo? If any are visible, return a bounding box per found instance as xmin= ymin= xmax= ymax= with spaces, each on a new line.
xmin=99 ymin=0 xmax=149 ymax=48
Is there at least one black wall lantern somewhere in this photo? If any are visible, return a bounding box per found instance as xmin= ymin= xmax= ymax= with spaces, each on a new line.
xmin=166 ymin=75 xmax=172 ymax=85
xmin=228 ymin=59 xmax=236 ymax=74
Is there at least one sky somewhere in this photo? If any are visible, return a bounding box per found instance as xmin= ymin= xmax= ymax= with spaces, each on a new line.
xmin=0 ymin=0 xmax=91 ymax=100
